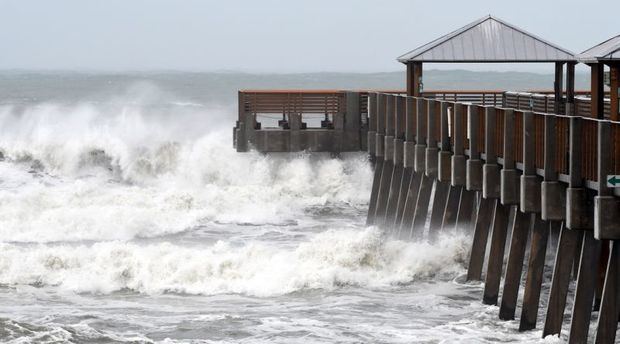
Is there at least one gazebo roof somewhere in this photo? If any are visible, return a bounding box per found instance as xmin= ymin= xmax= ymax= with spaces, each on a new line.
xmin=397 ymin=15 xmax=576 ymax=63
xmin=578 ymin=35 xmax=620 ymax=63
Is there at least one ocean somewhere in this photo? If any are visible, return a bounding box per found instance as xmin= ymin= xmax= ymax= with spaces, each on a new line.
xmin=0 ymin=71 xmax=579 ymax=343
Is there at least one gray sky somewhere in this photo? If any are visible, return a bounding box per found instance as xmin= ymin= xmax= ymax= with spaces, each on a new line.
xmin=1 ymin=0 xmax=618 ymax=72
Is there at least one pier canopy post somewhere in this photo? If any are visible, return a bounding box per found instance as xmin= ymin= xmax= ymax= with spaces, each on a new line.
xmin=611 ymin=63 xmax=620 ymax=121
xmin=554 ymin=62 xmax=565 ymax=114
xmin=590 ymin=63 xmax=605 ymax=119
xmin=407 ymin=62 xmax=423 ymax=97
xmin=566 ymin=62 xmax=576 ymax=116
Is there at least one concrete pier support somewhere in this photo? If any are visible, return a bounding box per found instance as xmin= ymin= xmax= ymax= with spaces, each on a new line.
xmin=594 ymin=241 xmax=620 ymax=344
xmin=568 ymin=231 xmax=602 ymax=343
xmin=427 ymin=101 xmax=449 ymax=240
xmin=397 ymin=97 xmax=421 ymax=238
xmin=543 ymin=223 xmax=582 ymax=336
xmin=499 ymin=210 xmax=532 ymax=320
xmin=373 ymin=95 xmax=394 ymax=226
xmin=518 ymin=111 xmax=549 ymax=331
xmin=519 ymin=215 xmax=550 ymax=331
xmin=367 ymin=93 xmax=377 ymax=166
xmin=593 ymin=121 xmax=620 ymax=344
xmin=410 ymin=98 xmax=432 ymax=239
xmin=385 ymin=95 xmax=406 ymax=230
xmin=483 ymin=199 xmax=510 ymax=305
xmin=367 ymin=94 xmax=386 ymax=225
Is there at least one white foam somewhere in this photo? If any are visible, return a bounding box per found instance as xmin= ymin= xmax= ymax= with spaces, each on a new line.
xmin=0 ymin=101 xmax=372 ymax=242
xmin=0 ymin=229 xmax=470 ymax=296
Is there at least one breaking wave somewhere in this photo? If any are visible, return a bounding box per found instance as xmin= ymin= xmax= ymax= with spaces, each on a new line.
xmin=0 ymin=228 xmax=470 ymax=296
xmin=0 ymin=101 xmax=372 ymax=243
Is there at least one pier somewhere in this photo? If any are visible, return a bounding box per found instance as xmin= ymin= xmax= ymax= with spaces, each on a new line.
xmin=233 ymin=15 xmax=620 ymax=342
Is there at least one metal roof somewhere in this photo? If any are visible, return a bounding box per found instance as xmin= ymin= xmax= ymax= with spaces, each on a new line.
xmin=397 ymin=15 xmax=576 ymax=63
xmin=578 ymin=35 xmax=620 ymax=63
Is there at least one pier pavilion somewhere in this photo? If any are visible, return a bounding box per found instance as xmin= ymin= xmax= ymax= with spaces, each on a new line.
xmin=233 ymin=15 xmax=620 ymax=343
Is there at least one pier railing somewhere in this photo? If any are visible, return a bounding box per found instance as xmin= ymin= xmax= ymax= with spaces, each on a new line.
xmin=366 ymin=92 xmax=620 ymax=194
xmin=504 ymin=91 xmax=611 ymax=118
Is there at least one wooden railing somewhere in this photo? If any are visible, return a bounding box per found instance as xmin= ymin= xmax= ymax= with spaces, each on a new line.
xmin=366 ymin=92 xmax=620 ymax=191
xmin=504 ymin=91 xmax=611 ymax=118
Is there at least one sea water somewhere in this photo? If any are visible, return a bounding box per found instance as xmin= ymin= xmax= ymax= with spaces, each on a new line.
xmin=0 ymin=72 xmax=575 ymax=343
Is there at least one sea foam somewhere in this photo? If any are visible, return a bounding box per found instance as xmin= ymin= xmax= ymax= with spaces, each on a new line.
xmin=0 ymin=228 xmax=470 ymax=296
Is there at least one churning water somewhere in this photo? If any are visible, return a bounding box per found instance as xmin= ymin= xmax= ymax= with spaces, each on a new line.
xmin=0 ymin=72 xmax=566 ymax=343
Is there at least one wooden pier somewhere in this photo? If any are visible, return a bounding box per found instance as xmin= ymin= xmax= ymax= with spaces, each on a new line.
xmin=233 ymin=15 xmax=620 ymax=342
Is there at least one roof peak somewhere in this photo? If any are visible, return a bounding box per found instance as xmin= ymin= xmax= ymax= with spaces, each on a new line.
xmin=578 ymin=35 xmax=620 ymax=62
xmin=397 ymin=15 xmax=575 ymax=63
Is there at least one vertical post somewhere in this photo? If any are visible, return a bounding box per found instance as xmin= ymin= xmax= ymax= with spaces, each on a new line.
xmin=482 ymin=105 xmax=510 ymax=305
xmin=518 ymin=112 xmax=549 ymax=331
xmin=566 ymin=62 xmax=576 ymax=116
xmin=366 ymin=93 xmax=386 ymax=225
xmin=590 ymin=63 xmax=605 ymax=119
xmin=568 ymin=231 xmax=602 ymax=343
xmin=441 ymin=103 xmax=461 ymax=232
xmin=407 ymin=62 xmax=423 ymax=97
xmin=543 ymin=223 xmax=581 ymax=336
xmin=411 ymin=98 xmax=432 ymax=238
xmin=593 ymin=120 xmax=620 ymax=343
xmin=344 ymin=91 xmax=361 ymax=151
xmin=236 ymin=91 xmax=248 ymax=152
xmin=554 ymin=62 xmax=565 ymax=114
xmin=610 ymin=63 xmax=619 ymax=121
xmin=367 ymin=93 xmax=378 ymax=163
xmin=427 ymin=100 xmax=449 ymax=240
xmin=385 ymin=95 xmax=406 ymax=229
xmin=398 ymin=97 xmax=422 ymax=236
xmin=374 ymin=94 xmax=395 ymax=226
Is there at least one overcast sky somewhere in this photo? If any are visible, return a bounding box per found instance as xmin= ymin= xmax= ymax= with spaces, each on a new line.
xmin=0 ymin=0 xmax=618 ymax=72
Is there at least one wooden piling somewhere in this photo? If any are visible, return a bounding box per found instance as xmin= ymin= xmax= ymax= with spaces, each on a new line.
xmin=395 ymin=96 xmax=417 ymax=229
xmin=594 ymin=240 xmax=620 ymax=344
xmin=466 ymin=196 xmax=495 ymax=281
xmin=373 ymin=94 xmax=394 ymax=226
xmin=543 ymin=223 xmax=582 ymax=337
xmin=366 ymin=93 xmax=385 ymax=226
xmin=568 ymin=231 xmax=603 ymax=343
xmin=499 ymin=210 xmax=532 ymax=320
xmin=519 ymin=215 xmax=550 ymax=331
xmin=442 ymin=185 xmax=462 ymax=231
xmin=483 ymin=199 xmax=510 ymax=305
xmin=410 ymin=98 xmax=431 ymax=238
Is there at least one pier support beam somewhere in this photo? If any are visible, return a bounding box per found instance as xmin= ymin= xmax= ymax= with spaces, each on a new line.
xmin=367 ymin=94 xmax=386 ymax=225
xmin=374 ymin=95 xmax=395 ymax=227
xmin=568 ymin=231 xmax=602 ymax=343
xmin=483 ymin=199 xmax=510 ymax=305
xmin=519 ymin=215 xmax=550 ymax=331
xmin=410 ymin=98 xmax=431 ymax=239
xmin=543 ymin=223 xmax=581 ymax=337
xmin=385 ymin=95 xmax=406 ymax=230
xmin=499 ymin=210 xmax=532 ymax=320
xmin=518 ymin=111 xmax=548 ymax=332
